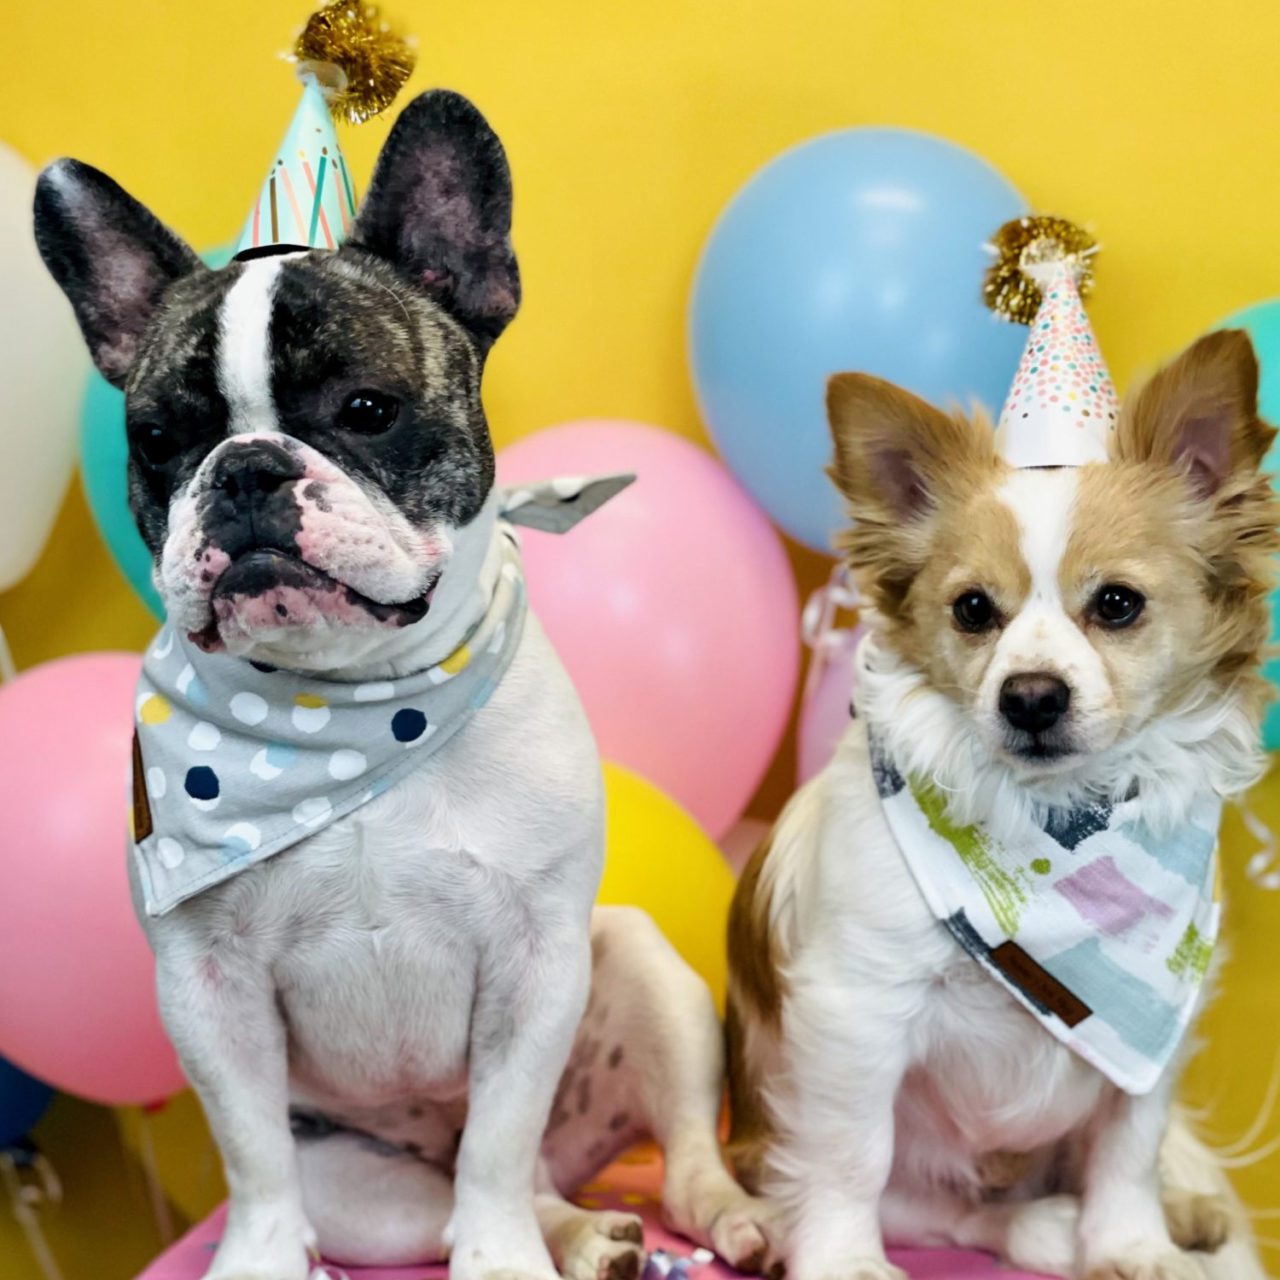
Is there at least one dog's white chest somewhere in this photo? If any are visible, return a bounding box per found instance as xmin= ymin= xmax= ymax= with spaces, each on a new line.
xmin=262 ymin=781 xmax=503 ymax=1104
xmin=907 ymin=952 xmax=1107 ymax=1156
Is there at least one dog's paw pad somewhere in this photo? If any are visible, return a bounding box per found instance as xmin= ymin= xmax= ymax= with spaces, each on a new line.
xmin=1164 ymin=1189 xmax=1232 ymax=1253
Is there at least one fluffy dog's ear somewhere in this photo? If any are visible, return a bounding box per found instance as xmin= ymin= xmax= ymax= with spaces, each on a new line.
xmin=348 ymin=90 xmax=519 ymax=349
xmin=827 ymin=373 xmax=996 ymax=617
xmin=33 ymin=160 xmax=201 ymax=388
xmin=1116 ymin=330 xmax=1275 ymax=497
xmin=827 ymin=372 xmax=991 ymax=521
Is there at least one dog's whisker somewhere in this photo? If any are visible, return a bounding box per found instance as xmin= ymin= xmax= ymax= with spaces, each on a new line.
xmin=1213 ymin=1128 xmax=1280 ymax=1169
xmin=1214 ymin=1050 xmax=1280 ymax=1158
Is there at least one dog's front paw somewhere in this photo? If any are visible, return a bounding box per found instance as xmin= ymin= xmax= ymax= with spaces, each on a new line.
xmin=1083 ymin=1244 xmax=1204 ymax=1280
xmin=1164 ymin=1189 xmax=1232 ymax=1254
xmin=662 ymin=1182 xmax=785 ymax=1277
xmin=449 ymin=1223 xmax=558 ymax=1280
xmin=206 ymin=1200 xmax=315 ymax=1280
xmin=206 ymin=1243 xmax=311 ymax=1280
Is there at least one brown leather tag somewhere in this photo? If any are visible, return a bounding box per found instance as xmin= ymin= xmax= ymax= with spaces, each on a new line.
xmin=132 ymin=731 xmax=153 ymax=843
xmin=991 ymin=941 xmax=1091 ymax=1027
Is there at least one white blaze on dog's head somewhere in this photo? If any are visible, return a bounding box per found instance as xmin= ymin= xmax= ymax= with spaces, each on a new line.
xmin=827 ymin=330 xmax=1279 ymax=806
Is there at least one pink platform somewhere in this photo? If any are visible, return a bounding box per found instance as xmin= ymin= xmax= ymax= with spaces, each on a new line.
xmin=136 ymin=1146 xmax=1048 ymax=1280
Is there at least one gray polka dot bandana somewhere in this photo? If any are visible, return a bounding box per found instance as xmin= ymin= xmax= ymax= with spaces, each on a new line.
xmin=131 ymin=475 xmax=633 ymax=917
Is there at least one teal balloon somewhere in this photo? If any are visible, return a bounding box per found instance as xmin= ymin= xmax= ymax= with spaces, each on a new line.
xmin=79 ymin=244 xmax=234 ymax=620
xmin=81 ymin=372 xmax=163 ymax=616
xmin=1218 ymin=299 xmax=1280 ymax=749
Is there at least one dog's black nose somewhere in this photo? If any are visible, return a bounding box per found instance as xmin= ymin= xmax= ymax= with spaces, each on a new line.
xmin=212 ymin=440 xmax=304 ymax=501
xmin=999 ymin=673 xmax=1070 ymax=734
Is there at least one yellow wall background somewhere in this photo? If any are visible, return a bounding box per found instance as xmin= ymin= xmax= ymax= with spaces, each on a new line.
xmin=11 ymin=0 xmax=1280 ymax=670
xmin=3 ymin=1 xmax=1280 ymax=1274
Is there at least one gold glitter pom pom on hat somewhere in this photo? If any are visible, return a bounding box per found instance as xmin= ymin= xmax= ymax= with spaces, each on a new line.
xmin=983 ymin=216 xmax=1099 ymax=326
xmin=293 ymin=2 xmax=417 ymax=125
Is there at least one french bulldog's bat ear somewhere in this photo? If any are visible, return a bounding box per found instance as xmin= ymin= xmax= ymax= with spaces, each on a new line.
xmin=348 ymin=90 xmax=520 ymax=348
xmin=33 ymin=160 xmax=201 ymax=389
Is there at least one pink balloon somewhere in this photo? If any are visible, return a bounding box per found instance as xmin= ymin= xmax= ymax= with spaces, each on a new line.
xmin=796 ymin=625 xmax=866 ymax=785
xmin=499 ymin=421 xmax=800 ymax=838
xmin=0 ymin=652 xmax=185 ymax=1105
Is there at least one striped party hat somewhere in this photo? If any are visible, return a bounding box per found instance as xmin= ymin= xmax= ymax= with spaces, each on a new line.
xmin=233 ymin=3 xmax=415 ymax=261
xmin=234 ymin=77 xmax=356 ymax=259
xmin=983 ymin=216 xmax=1118 ymax=469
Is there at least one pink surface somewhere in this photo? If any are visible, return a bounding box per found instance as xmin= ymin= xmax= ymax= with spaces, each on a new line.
xmin=136 ymin=1147 xmax=1049 ymax=1280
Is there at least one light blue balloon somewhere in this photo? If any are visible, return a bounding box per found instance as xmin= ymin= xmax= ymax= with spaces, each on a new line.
xmin=689 ymin=129 xmax=1028 ymax=553
xmin=79 ymin=244 xmax=234 ymax=620
xmin=1217 ymin=299 xmax=1280 ymax=749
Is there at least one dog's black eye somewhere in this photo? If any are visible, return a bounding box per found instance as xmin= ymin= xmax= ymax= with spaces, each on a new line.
xmin=953 ymin=590 xmax=997 ymax=633
xmin=338 ymin=390 xmax=400 ymax=436
xmin=1093 ymin=584 xmax=1145 ymax=628
xmin=131 ymin=422 xmax=181 ymax=470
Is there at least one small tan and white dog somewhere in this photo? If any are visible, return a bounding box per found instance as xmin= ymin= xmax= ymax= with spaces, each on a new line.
xmin=727 ymin=330 xmax=1279 ymax=1280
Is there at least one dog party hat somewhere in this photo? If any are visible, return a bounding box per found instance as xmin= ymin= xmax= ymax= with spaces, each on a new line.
xmin=983 ymin=216 xmax=1119 ymax=469
xmin=234 ymin=3 xmax=416 ymax=260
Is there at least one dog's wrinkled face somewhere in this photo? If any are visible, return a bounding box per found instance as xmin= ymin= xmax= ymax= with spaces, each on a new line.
xmin=34 ymin=91 xmax=519 ymax=667
xmin=828 ymin=331 xmax=1279 ymax=774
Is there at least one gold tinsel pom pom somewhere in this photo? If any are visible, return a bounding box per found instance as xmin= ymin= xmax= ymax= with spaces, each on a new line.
xmin=293 ymin=2 xmax=417 ymax=125
xmin=982 ymin=215 xmax=1098 ymax=325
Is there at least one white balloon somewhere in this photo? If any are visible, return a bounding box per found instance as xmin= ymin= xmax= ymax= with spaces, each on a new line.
xmin=0 ymin=143 xmax=89 ymax=591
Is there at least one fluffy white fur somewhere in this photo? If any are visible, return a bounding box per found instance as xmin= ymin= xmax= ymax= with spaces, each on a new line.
xmin=856 ymin=628 xmax=1266 ymax=845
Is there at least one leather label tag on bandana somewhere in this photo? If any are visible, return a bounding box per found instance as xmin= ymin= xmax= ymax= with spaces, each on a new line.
xmin=990 ymin=941 xmax=1091 ymax=1028
xmin=131 ymin=730 xmax=154 ymax=843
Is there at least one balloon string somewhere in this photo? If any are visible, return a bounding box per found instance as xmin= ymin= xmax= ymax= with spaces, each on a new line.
xmin=1 ymin=1147 xmax=67 ymax=1280
xmin=0 ymin=622 xmax=15 ymax=684
xmin=801 ymin=562 xmax=860 ymax=703
xmin=135 ymin=1107 xmax=176 ymax=1245
xmin=1239 ymin=799 xmax=1280 ymax=891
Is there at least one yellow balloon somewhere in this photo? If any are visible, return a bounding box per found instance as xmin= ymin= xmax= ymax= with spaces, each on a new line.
xmin=598 ymin=761 xmax=734 ymax=1007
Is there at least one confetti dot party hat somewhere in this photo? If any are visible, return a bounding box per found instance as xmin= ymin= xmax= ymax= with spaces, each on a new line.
xmin=233 ymin=2 xmax=416 ymax=261
xmin=983 ymin=216 xmax=1118 ymax=468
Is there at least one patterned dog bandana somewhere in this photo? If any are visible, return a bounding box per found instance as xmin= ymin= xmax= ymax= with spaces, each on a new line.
xmin=131 ymin=475 xmax=632 ymax=917
xmin=869 ymin=737 xmax=1222 ymax=1095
